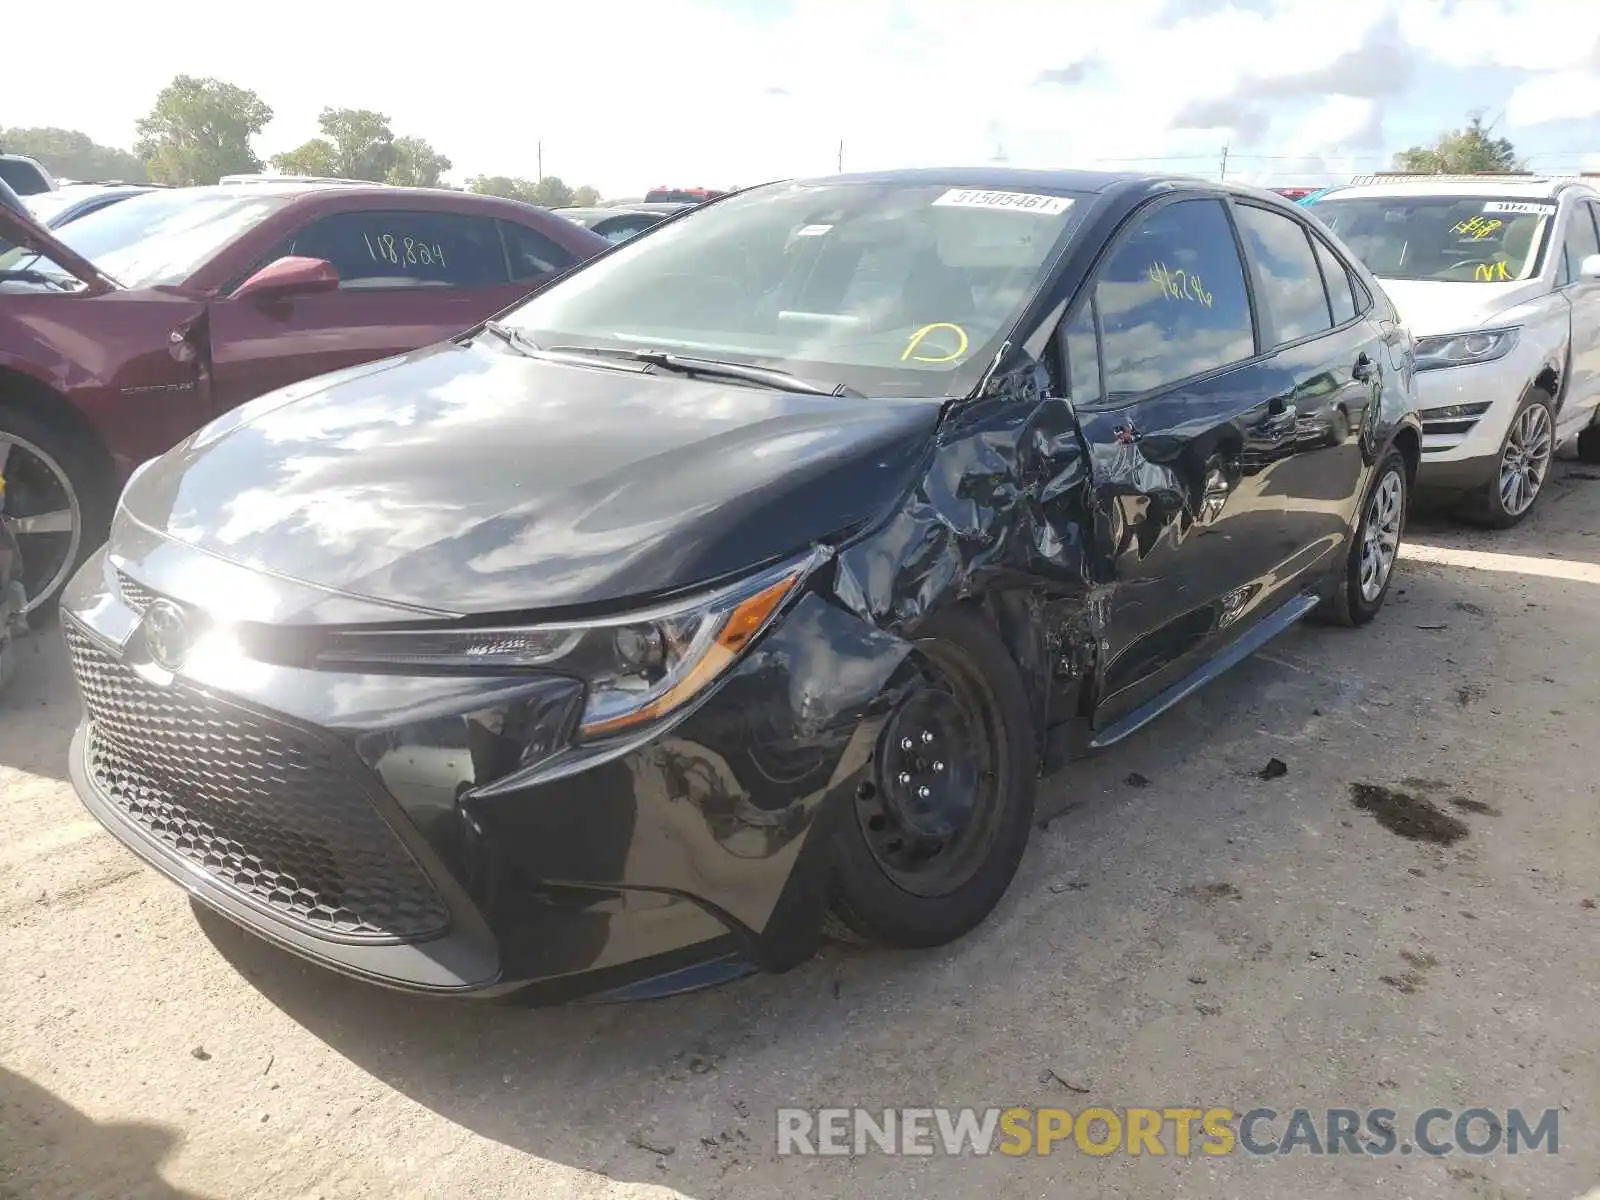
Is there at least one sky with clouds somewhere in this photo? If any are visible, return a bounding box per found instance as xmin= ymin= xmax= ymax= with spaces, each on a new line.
xmin=3 ymin=0 xmax=1600 ymax=196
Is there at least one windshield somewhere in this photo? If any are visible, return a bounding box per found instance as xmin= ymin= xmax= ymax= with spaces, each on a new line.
xmin=1310 ymin=195 xmax=1554 ymax=283
xmin=36 ymin=190 xmax=289 ymax=287
xmin=500 ymin=180 xmax=1087 ymax=396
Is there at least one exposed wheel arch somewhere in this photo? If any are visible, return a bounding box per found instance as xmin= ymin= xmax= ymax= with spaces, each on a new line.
xmin=0 ymin=366 xmax=117 ymax=486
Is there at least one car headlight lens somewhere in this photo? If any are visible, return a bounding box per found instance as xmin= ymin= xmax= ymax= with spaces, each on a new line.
xmin=1413 ymin=326 xmax=1520 ymax=371
xmin=314 ymin=551 xmax=819 ymax=739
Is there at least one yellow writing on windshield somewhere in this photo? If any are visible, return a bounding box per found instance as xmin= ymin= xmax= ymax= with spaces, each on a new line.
xmin=902 ymin=323 xmax=970 ymax=363
xmin=1452 ymin=216 xmax=1503 ymax=241
xmin=1147 ymin=261 xmax=1213 ymax=308
xmin=1474 ymin=261 xmax=1512 ymax=282
xmin=363 ymin=232 xmax=448 ymax=269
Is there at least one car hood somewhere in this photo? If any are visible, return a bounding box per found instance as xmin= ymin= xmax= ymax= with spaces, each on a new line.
xmin=120 ymin=340 xmax=944 ymax=617
xmin=0 ymin=201 xmax=118 ymax=291
xmin=1375 ymin=278 xmax=1545 ymax=337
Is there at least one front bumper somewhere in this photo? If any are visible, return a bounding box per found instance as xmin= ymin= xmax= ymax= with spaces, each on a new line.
xmin=1412 ymin=346 xmax=1542 ymax=492
xmin=61 ymin=545 xmax=910 ymax=1001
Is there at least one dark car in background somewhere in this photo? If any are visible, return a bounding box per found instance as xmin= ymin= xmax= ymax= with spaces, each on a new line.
xmin=26 ymin=183 xmax=164 ymax=229
xmin=553 ymin=201 xmax=688 ymax=242
xmin=62 ymin=168 xmax=1420 ymax=1004
xmin=0 ymin=184 xmax=608 ymax=619
xmin=0 ymin=152 xmax=56 ymax=198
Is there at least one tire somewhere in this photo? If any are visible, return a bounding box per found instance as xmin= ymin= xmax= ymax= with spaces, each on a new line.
xmin=1460 ymin=393 xmax=1555 ymax=529
xmin=0 ymin=405 xmax=111 ymax=628
xmin=1578 ymin=421 xmax=1600 ymax=464
xmin=1317 ymin=447 xmax=1407 ymax=628
xmin=826 ymin=604 xmax=1038 ymax=949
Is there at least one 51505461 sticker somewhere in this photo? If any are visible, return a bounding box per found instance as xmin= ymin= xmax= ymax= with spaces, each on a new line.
xmin=931 ymin=189 xmax=1074 ymax=216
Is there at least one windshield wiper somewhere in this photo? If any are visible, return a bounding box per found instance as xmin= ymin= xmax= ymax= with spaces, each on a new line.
xmin=476 ymin=320 xmax=542 ymax=356
xmin=0 ymin=269 xmax=73 ymax=290
xmin=625 ymin=350 xmax=862 ymax=397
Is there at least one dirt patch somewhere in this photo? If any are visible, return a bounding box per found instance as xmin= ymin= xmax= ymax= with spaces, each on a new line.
xmin=1183 ymin=882 xmax=1242 ymax=902
xmin=1349 ymin=783 xmax=1470 ymax=845
xmin=1381 ymin=950 xmax=1440 ymax=995
xmin=1455 ymin=683 xmax=1486 ymax=708
xmin=1448 ymin=797 xmax=1500 ymax=817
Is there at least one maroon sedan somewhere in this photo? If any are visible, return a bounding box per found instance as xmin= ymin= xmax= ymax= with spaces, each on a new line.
xmin=0 ymin=183 xmax=608 ymax=618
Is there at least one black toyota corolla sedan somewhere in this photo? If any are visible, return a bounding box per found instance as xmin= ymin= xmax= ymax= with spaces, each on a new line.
xmin=63 ymin=168 xmax=1421 ymax=1003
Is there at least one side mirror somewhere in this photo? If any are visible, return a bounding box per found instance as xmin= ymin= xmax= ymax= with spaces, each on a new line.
xmin=1580 ymin=253 xmax=1600 ymax=282
xmin=230 ymin=255 xmax=340 ymax=302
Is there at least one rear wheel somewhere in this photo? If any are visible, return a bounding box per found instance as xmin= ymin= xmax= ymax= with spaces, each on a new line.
xmin=1318 ymin=447 xmax=1407 ymax=628
xmin=1462 ymin=394 xmax=1554 ymax=528
xmin=0 ymin=406 xmax=109 ymax=627
xmin=827 ymin=605 xmax=1037 ymax=949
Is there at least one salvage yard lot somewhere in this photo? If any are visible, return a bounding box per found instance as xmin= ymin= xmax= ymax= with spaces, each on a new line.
xmin=4 ymin=463 xmax=1600 ymax=1200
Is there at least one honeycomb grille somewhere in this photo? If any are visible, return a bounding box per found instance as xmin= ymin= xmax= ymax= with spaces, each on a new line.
xmin=65 ymin=622 xmax=450 ymax=942
xmin=115 ymin=571 xmax=155 ymax=615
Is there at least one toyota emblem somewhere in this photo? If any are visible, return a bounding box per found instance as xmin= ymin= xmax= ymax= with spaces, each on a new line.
xmin=142 ymin=600 xmax=191 ymax=672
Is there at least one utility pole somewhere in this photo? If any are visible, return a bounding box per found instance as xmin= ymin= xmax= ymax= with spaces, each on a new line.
xmin=1219 ymin=142 xmax=1229 ymax=180
xmin=537 ymin=139 xmax=543 ymax=182
xmin=837 ymin=139 xmax=844 ymax=173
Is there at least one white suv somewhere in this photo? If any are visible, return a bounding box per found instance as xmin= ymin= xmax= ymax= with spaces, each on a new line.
xmin=1307 ymin=175 xmax=1600 ymax=526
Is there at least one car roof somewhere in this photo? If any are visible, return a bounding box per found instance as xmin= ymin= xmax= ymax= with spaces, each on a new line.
xmin=1316 ymin=174 xmax=1596 ymax=202
xmin=800 ymin=166 xmax=1175 ymax=194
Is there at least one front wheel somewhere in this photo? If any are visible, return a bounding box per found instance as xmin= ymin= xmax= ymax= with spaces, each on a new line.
xmin=0 ymin=406 xmax=110 ymax=627
xmin=827 ymin=605 xmax=1037 ymax=949
xmin=1318 ymin=447 xmax=1407 ymax=628
xmin=1462 ymin=394 xmax=1554 ymax=529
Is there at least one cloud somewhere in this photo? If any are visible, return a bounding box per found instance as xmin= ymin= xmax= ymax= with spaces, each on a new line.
xmin=1034 ymin=59 xmax=1103 ymax=87
xmin=1171 ymin=97 xmax=1273 ymax=143
xmin=0 ymin=0 xmax=1592 ymax=196
xmin=1171 ymin=12 xmax=1410 ymax=146
xmin=1505 ymin=71 xmax=1600 ymax=126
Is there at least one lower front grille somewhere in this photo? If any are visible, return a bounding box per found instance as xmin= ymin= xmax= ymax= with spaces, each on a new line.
xmin=115 ymin=570 xmax=155 ymax=615
xmin=65 ymin=622 xmax=450 ymax=942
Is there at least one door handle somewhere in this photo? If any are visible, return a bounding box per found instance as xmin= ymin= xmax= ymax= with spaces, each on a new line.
xmin=1352 ymin=352 xmax=1375 ymax=383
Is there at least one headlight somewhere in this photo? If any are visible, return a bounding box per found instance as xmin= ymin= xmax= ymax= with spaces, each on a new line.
xmin=1413 ymin=326 xmax=1520 ymax=372
xmin=314 ymin=550 xmax=821 ymax=739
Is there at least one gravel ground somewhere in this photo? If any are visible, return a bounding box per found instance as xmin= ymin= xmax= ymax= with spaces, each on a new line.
xmin=3 ymin=459 xmax=1599 ymax=1200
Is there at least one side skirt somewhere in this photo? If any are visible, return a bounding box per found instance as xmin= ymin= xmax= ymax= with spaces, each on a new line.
xmin=1043 ymin=591 xmax=1322 ymax=769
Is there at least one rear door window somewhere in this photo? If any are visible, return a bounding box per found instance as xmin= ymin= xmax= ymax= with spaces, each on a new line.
xmin=1235 ymin=203 xmax=1333 ymax=344
xmin=1092 ymin=198 xmax=1256 ymax=397
xmin=499 ymin=220 xmax=577 ymax=281
xmin=286 ymin=210 xmax=509 ymax=288
xmin=1311 ymin=236 xmax=1358 ymax=325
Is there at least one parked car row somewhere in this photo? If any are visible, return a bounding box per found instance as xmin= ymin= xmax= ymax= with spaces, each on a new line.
xmin=10 ymin=163 xmax=1599 ymax=1009
xmin=0 ymin=181 xmax=610 ymax=619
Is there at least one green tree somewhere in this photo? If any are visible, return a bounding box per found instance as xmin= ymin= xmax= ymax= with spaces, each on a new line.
xmin=530 ymin=176 xmax=575 ymax=207
xmin=316 ymin=108 xmax=396 ymax=181
xmin=0 ymin=127 xmax=148 ymax=183
xmin=466 ymin=174 xmax=540 ymax=203
xmin=1392 ymin=113 xmax=1523 ymax=174
xmin=569 ymin=184 xmax=602 ymax=206
xmin=134 ymin=75 xmax=273 ymax=184
xmin=270 ymin=137 xmax=339 ymax=177
xmin=387 ymin=136 xmax=452 ymax=187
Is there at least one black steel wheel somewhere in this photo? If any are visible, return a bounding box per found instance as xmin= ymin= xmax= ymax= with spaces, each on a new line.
xmin=828 ymin=605 xmax=1036 ymax=949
